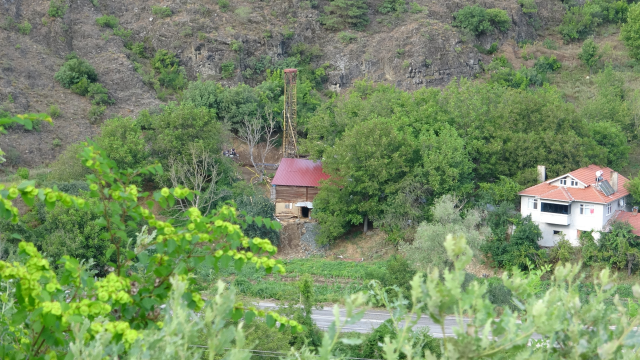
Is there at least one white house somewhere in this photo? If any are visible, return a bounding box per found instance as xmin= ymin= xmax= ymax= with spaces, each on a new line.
xmin=519 ymin=165 xmax=631 ymax=246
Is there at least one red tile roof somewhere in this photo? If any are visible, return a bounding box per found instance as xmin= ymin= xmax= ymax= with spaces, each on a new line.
xmin=519 ymin=165 xmax=629 ymax=204
xmin=272 ymin=158 xmax=329 ymax=187
xmin=610 ymin=211 xmax=640 ymax=236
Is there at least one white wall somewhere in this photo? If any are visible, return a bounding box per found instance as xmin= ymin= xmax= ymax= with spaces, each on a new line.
xmin=520 ymin=196 xmax=630 ymax=247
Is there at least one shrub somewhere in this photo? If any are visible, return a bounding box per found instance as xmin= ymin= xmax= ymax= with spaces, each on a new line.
xmin=558 ymin=5 xmax=599 ymax=42
xmin=16 ymin=167 xmax=29 ymax=180
xmin=180 ymin=26 xmax=193 ymax=37
xmin=129 ymin=42 xmax=146 ymax=57
xmin=621 ymin=3 xmax=640 ymax=60
xmin=474 ymin=42 xmax=499 ymax=55
xmin=48 ymin=105 xmax=61 ymax=118
xmin=88 ymin=104 xmax=106 ymax=121
xmin=578 ymin=38 xmax=601 ymax=74
xmin=378 ymin=0 xmax=406 ymax=14
xmin=234 ymin=195 xmax=280 ymax=245
xmin=49 ymin=143 xmax=90 ymax=182
xmin=17 ymin=20 xmax=31 ymax=35
xmin=486 ymin=8 xmax=511 ymax=32
xmin=543 ymin=38 xmax=558 ymax=50
xmin=87 ymin=82 xmax=113 ymax=105
xmin=114 ymin=26 xmax=132 ymax=40
xmin=481 ymin=214 xmax=543 ymax=270
xmin=409 ymin=3 xmax=424 ymax=14
xmin=453 ymin=5 xmax=510 ymax=35
xmin=518 ymin=0 xmax=537 ymax=14
xmin=338 ymin=31 xmax=358 ymax=44
xmin=549 ymin=237 xmax=576 ymax=264
xmin=320 ymin=0 xmax=370 ymax=31
xmin=95 ymin=15 xmax=119 ymax=29
xmin=151 ymin=6 xmax=172 ymax=18
xmin=48 ymin=0 xmax=67 ymax=18
xmin=235 ymin=6 xmax=252 ymax=21
xmin=54 ymin=53 xmax=98 ymax=89
xmin=151 ymin=50 xmax=187 ymax=90
xmin=283 ymin=26 xmax=295 ymax=39
xmin=534 ymin=55 xmax=562 ymax=73
xmin=218 ymin=0 xmax=230 ymax=12
xmin=221 ymin=61 xmax=235 ymax=78
xmin=230 ymin=40 xmax=243 ymax=52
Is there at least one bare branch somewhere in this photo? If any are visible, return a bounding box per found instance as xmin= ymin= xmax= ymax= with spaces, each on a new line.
xmin=237 ymin=109 xmax=278 ymax=183
xmin=167 ymin=143 xmax=228 ymax=216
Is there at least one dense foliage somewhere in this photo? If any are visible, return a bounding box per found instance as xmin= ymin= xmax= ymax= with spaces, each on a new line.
xmin=306 ymin=78 xmax=630 ymax=242
xmin=452 ymin=5 xmax=511 ymax=35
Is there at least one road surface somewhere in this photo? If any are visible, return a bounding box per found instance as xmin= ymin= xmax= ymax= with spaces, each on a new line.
xmin=258 ymin=302 xmax=470 ymax=338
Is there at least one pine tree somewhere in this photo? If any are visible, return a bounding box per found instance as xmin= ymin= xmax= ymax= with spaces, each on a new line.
xmin=320 ymin=0 xmax=369 ymax=31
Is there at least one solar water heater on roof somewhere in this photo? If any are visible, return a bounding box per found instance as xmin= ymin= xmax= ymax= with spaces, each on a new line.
xmin=599 ymin=180 xmax=615 ymax=196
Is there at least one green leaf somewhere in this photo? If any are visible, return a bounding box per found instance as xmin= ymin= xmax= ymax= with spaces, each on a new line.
xmin=105 ymin=245 xmax=116 ymax=260
xmin=231 ymin=308 xmax=244 ymax=321
xmin=10 ymin=309 xmax=27 ymax=326
xmin=266 ymin=314 xmax=276 ymax=328
xmin=234 ymin=257 xmax=246 ymax=271
xmin=244 ymin=310 xmax=256 ymax=324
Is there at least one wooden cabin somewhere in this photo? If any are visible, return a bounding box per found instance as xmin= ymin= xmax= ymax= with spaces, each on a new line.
xmin=271 ymin=158 xmax=329 ymax=219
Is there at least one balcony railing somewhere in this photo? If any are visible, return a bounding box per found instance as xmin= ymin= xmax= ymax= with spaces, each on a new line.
xmin=538 ymin=212 xmax=571 ymax=225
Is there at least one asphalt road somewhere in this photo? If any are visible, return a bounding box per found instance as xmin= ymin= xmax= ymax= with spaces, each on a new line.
xmin=258 ymin=302 xmax=470 ymax=338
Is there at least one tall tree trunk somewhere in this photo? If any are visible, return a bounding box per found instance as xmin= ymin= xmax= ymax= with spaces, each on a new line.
xmin=363 ymin=215 xmax=368 ymax=233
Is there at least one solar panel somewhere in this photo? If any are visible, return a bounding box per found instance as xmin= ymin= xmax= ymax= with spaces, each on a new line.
xmin=599 ymin=180 xmax=615 ymax=196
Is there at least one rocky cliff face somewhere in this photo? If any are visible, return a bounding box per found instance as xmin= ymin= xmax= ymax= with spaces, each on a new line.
xmin=0 ymin=0 xmax=564 ymax=168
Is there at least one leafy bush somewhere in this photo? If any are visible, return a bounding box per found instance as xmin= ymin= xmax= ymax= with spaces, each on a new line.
xmin=129 ymin=42 xmax=146 ymax=57
xmin=151 ymin=6 xmax=172 ymax=18
xmin=180 ymin=26 xmax=193 ymax=37
xmin=534 ymin=55 xmax=562 ymax=73
xmin=54 ymin=53 xmax=98 ymax=89
xmin=518 ymin=0 xmax=538 ymax=13
xmin=16 ymin=167 xmax=29 ymax=180
xmin=48 ymin=105 xmax=61 ymax=118
xmin=548 ymin=237 xmax=576 ymax=264
xmin=543 ymin=38 xmax=558 ymax=50
xmin=474 ymin=42 xmax=499 ymax=55
xmin=95 ymin=15 xmax=119 ymax=29
xmin=621 ymin=3 xmax=640 ymax=60
xmin=48 ymin=0 xmax=67 ymax=18
xmin=17 ymin=20 xmax=31 ymax=35
xmin=234 ymin=6 xmax=252 ymax=21
xmin=151 ymin=50 xmax=187 ymax=90
xmin=230 ymin=40 xmax=243 ymax=52
xmin=113 ymin=26 xmax=132 ymax=40
xmin=88 ymin=104 xmax=106 ymax=121
xmin=400 ymin=195 xmax=488 ymax=271
xmin=48 ymin=143 xmax=91 ymax=182
xmin=338 ymin=31 xmax=358 ymax=44
xmin=320 ymin=0 xmax=370 ymax=31
xmin=481 ymin=214 xmax=543 ymax=270
xmin=221 ymin=61 xmax=235 ymax=78
xmin=96 ymin=116 xmax=148 ymax=171
xmin=452 ymin=5 xmax=510 ymax=35
xmin=218 ymin=0 xmax=230 ymax=12
xmin=378 ymin=0 xmax=406 ymax=14
xmin=234 ymin=195 xmax=279 ymax=245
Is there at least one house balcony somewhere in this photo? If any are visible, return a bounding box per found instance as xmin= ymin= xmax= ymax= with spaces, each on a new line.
xmin=539 ymin=212 xmax=571 ymax=225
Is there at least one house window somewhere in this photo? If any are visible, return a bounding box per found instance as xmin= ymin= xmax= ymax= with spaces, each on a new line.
xmin=559 ymin=179 xmax=567 ymax=185
xmin=528 ymin=198 xmax=538 ymax=210
xmin=580 ymin=204 xmax=594 ymax=215
xmin=553 ymin=230 xmax=562 ymax=235
xmin=571 ymin=180 xmax=578 ymax=187
xmin=284 ymin=203 xmax=292 ymax=209
xmin=541 ymin=202 xmax=570 ymax=215
xmin=607 ymin=203 xmax=612 ymax=215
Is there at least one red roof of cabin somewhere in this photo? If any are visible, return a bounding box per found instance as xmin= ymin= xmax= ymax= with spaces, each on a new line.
xmin=611 ymin=211 xmax=640 ymax=236
xmin=518 ymin=165 xmax=629 ymax=204
xmin=272 ymin=158 xmax=329 ymax=187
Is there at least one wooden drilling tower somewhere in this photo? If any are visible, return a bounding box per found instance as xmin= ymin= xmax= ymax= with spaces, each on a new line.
xmin=283 ymin=69 xmax=298 ymax=158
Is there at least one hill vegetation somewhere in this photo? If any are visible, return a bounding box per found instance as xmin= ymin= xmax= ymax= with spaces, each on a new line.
xmin=4 ymin=0 xmax=640 ymax=358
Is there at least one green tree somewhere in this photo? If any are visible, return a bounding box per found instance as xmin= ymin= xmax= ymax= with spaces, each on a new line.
xmin=96 ymin=117 xmax=148 ymax=171
xmin=578 ymin=38 xmax=601 ymax=75
xmin=621 ymin=3 xmax=640 ymax=60
xmin=314 ymin=117 xmax=418 ymax=242
xmin=400 ymin=195 xmax=488 ymax=271
xmin=320 ymin=0 xmax=370 ymax=31
xmin=599 ymin=221 xmax=640 ymax=275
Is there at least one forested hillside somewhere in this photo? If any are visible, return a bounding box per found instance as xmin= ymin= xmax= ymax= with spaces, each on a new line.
xmin=5 ymin=0 xmax=640 ymax=358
